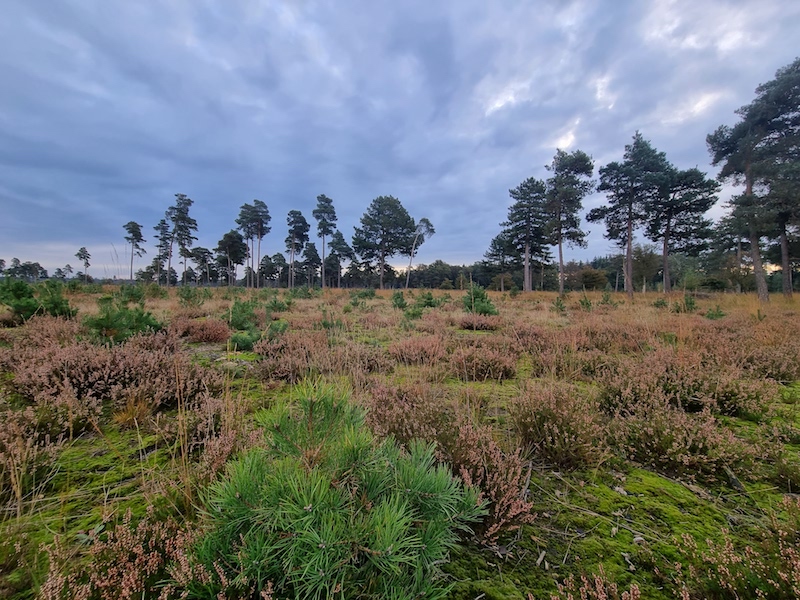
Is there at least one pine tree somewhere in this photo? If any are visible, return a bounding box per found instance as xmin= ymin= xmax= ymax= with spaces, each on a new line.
xmin=312 ymin=194 xmax=337 ymax=289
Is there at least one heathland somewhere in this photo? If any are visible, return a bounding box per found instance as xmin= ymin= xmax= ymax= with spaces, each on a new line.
xmin=1 ymin=284 xmax=798 ymax=599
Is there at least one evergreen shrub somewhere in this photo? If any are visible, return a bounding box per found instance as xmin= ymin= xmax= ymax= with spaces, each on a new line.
xmin=191 ymin=382 xmax=485 ymax=600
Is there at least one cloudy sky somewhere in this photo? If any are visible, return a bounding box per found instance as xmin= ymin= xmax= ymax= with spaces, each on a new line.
xmin=1 ymin=0 xmax=798 ymax=277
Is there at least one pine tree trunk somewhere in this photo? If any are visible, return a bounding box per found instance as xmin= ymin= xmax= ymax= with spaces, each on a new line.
xmin=523 ymin=243 xmax=531 ymax=292
xmin=735 ymin=241 xmax=742 ymax=293
xmin=780 ymin=224 xmax=792 ymax=298
xmin=750 ymin=227 xmax=769 ymax=302
xmin=558 ymin=234 xmax=564 ymax=296
xmin=321 ymin=235 xmax=326 ymax=290
xmin=379 ymin=250 xmax=385 ymax=290
xmin=167 ymin=241 xmax=174 ymax=287
xmin=130 ymin=244 xmax=134 ymax=284
xmin=257 ymin=236 xmax=262 ymax=289
xmin=745 ymin=165 xmax=768 ymax=303
xmin=625 ymin=213 xmax=634 ymax=300
xmin=662 ymin=219 xmax=671 ymax=294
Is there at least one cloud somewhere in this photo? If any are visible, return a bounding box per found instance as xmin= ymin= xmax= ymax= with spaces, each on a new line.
xmin=1 ymin=0 xmax=799 ymax=272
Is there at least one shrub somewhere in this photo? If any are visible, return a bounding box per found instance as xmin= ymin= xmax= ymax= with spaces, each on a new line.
xmin=387 ymin=335 xmax=447 ymax=365
xmin=459 ymin=314 xmax=502 ymax=331
xmin=40 ymin=508 xmax=190 ymax=600
xmin=350 ymin=288 xmax=376 ymax=301
xmin=170 ymin=317 xmax=231 ymax=344
xmin=363 ymin=382 xmax=454 ymax=446
xmin=37 ymin=281 xmax=77 ymax=319
xmin=288 ymin=285 xmax=317 ymax=299
xmin=253 ymin=331 xmax=329 ymax=383
xmin=551 ymin=565 xmax=642 ymax=600
xmin=0 ymin=403 xmax=65 ymax=518
xmin=608 ymin=398 xmax=753 ymax=482
xmin=229 ymin=329 xmax=261 ymax=351
xmin=450 ymin=345 xmax=516 ymax=382
xmin=675 ymin=497 xmax=800 ymax=599
xmin=0 ymin=279 xmax=42 ymax=322
xmin=226 ymin=298 xmax=261 ymax=331
xmin=508 ymin=381 xmax=609 ymax=469
xmin=8 ymin=332 xmax=224 ymax=433
xmin=391 ymin=290 xmax=407 ymax=310
xmin=114 ymin=283 xmax=146 ymax=304
xmin=0 ymin=279 xmax=75 ymax=323
xmin=415 ymin=291 xmax=443 ymax=309
xmin=83 ymin=297 xmax=161 ymax=344
xmin=704 ymin=305 xmax=726 ymax=320
xmin=550 ymin=296 xmax=567 ymax=314
xmin=264 ymin=295 xmax=290 ymax=312
xmin=442 ymin=417 xmax=534 ymax=542
xmin=177 ymin=285 xmax=210 ymax=308
xmin=190 ymin=383 xmax=485 ymax=600
xmin=462 ymin=284 xmax=498 ymax=316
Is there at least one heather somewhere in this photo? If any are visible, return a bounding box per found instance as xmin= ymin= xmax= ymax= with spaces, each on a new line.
xmin=0 ymin=286 xmax=798 ymax=599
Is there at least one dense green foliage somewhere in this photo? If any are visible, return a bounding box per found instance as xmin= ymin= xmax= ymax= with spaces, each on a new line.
xmin=83 ymin=295 xmax=161 ymax=343
xmin=462 ymin=284 xmax=497 ymax=315
xmin=191 ymin=383 xmax=485 ymax=599
xmin=0 ymin=279 xmax=75 ymax=322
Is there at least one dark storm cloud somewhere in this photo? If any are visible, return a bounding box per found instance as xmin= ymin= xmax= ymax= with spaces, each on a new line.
xmin=1 ymin=0 xmax=799 ymax=272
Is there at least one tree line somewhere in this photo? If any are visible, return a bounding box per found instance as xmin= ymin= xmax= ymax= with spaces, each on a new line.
xmin=2 ymin=59 xmax=797 ymax=297
xmin=108 ymin=193 xmax=434 ymax=291
xmin=483 ymin=57 xmax=799 ymax=301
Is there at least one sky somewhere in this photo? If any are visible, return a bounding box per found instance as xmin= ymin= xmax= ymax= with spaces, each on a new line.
xmin=1 ymin=0 xmax=799 ymax=278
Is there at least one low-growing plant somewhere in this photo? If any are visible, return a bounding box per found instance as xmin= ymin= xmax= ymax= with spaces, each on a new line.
xmin=350 ymin=287 xmax=376 ymax=301
xmin=703 ymin=304 xmax=725 ymax=320
xmin=598 ymin=291 xmax=619 ymax=307
xmin=266 ymin=318 xmax=289 ymax=340
xmin=0 ymin=403 xmax=65 ymax=518
xmin=253 ymin=331 xmax=329 ymax=383
xmin=404 ymin=306 xmax=423 ymax=320
xmin=608 ymin=398 xmax=753 ymax=482
xmin=652 ymin=297 xmax=668 ymax=309
xmin=391 ymin=290 xmax=407 ymax=310
xmin=443 ymin=416 xmax=534 ymax=541
xmin=388 ymin=335 xmax=447 ymax=365
xmin=550 ymin=296 xmax=567 ymax=314
xmin=672 ymin=294 xmax=697 ymax=313
xmin=459 ymin=313 xmax=502 ymax=331
xmin=551 ymin=565 xmax=642 ymax=600
xmin=264 ymin=295 xmax=290 ymax=312
xmin=40 ymin=507 xmax=190 ymax=600
xmin=674 ymin=497 xmax=800 ymax=599
xmin=509 ymin=381 xmax=609 ymax=469
xmin=415 ymin=290 xmax=444 ymax=309
xmin=288 ymin=285 xmax=317 ymax=299
xmin=579 ymin=294 xmax=593 ymax=312
xmin=0 ymin=279 xmax=75 ymax=323
xmin=226 ymin=298 xmax=260 ymax=331
xmin=114 ymin=283 xmax=146 ymax=304
xmin=462 ymin=284 xmax=498 ymax=316
xmin=189 ymin=382 xmax=485 ymax=599
xmin=177 ymin=285 xmax=211 ymax=308
xmin=317 ymin=308 xmax=344 ymax=330
xmin=170 ymin=317 xmax=231 ymax=343
xmin=229 ymin=328 xmax=261 ymax=352
xmin=84 ymin=297 xmax=161 ymax=344
xmin=449 ymin=344 xmax=516 ymax=382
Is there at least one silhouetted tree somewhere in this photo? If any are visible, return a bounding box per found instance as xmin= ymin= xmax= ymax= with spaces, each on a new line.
xmin=123 ymin=221 xmax=146 ymax=284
